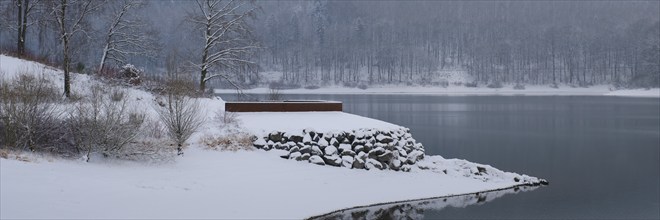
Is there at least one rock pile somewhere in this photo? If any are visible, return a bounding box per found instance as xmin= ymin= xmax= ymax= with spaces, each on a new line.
xmin=253 ymin=128 xmax=425 ymax=171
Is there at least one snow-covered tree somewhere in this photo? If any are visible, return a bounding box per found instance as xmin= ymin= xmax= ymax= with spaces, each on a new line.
xmin=97 ymin=0 xmax=157 ymax=73
xmin=50 ymin=0 xmax=104 ymax=97
xmin=188 ymin=0 xmax=259 ymax=93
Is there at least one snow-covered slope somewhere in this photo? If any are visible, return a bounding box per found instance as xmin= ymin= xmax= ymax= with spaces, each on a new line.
xmin=1 ymin=54 xmax=545 ymax=219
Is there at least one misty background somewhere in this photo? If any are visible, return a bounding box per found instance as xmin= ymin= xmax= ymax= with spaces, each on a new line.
xmin=1 ymin=0 xmax=658 ymax=90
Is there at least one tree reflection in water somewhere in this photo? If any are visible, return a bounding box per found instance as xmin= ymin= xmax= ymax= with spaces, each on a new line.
xmin=311 ymin=185 xmax=539 ymax=220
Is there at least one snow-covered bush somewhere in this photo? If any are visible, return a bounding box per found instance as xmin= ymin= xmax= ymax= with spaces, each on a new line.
xmin=201 ymin=132 xmax=255 ymax=151
xmin=0 ymin=74 xmax=63 ymax=152
xmin=68 ymin=85 xmax=145 ymax=161
xmin=268 ymin=88 xmax=283 ymax=101
xmin=156 ymin=93 xmax=204 ymax=156
xmin=119 ymin=64 xmax=142 ymax=85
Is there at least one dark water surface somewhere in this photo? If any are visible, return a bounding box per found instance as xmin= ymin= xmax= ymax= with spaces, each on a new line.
xmin=221 ymin=94 xmax=660 ymax=219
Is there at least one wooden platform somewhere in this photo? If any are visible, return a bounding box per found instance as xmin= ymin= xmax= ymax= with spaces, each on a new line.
xmin=225 ymin=100 xmax=342 ymax=112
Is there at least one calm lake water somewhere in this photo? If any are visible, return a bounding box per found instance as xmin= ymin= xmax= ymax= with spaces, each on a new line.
xmin=220 ymin=93 xmax=660 ymax=219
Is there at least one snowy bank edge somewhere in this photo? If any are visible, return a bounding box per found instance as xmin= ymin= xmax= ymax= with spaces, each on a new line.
xmin=306 ymin=183 xmax=545 ymax=220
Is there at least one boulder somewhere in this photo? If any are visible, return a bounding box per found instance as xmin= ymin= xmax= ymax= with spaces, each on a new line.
xmin=368 ymin=147 xmax=386 ymax=160
xmin=357 ymin=151 xmax=367 ymax=161
xmin=390 ymin=159 xmax=402 ymax=171
xmin=269 ymin=132 xmax=283 ymax=142
xmin=318 ymin=138 xmax=329 ymax=147
xmin=309 ymin=155 xmax=325 ymax=165
xmin=300 ymin=145 xmax=312 ymax=155
xmin=354 ymin=145 xmax=365 ymax=153
xmin=401 ymin=164 xmax=413 ymax=172
xmin=303 ymin=133 xmax=313 ymax=144
xmin=253 ymin=138 xmax=267 ymax=148
xmin=376 ymin=151 xmax=394 ymax=163
xmin=340 ymin=150 xmax=356 ymax=157
xmin=289 ymin=146 xmax=300 ymax=153
xmin=323 ymin=155 xmax=342 ymax=167
xmin=330 ymin=138 xmax=340 ymax=147
xmin=406 ymin=150 xmax=424 ymax=164
xmin=289 ymin=152 xmax=302 ymax=160
xmin=289 ymin=134 xmax=304 ymax=143
xmin=366 ymin=159 xmax=385 ymax=170
xmin=311 ymin=146 xmax=323 ymax=156
xmin=338 ymin=143 xmax=352 ymax=153
xmin=376 ymin=134 xmax=393 ymax=144
xmin=324 ymin=145 xmax=338 ymax=156
xmin=347 ymin=133 xmax=356 ymax=143
xmin=352 ymin=157 xmax=365 ymax=169
xmin=341 ymin=156 xmax=354 ymax=168
xmin=398 ymin=149 xmax=408 ymax=158
xmin=300 ymin=153 xmax=311 ymax=161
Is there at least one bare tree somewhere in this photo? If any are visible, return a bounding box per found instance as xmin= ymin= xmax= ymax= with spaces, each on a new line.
xmin=157 ymin=95 xmax=203 ymax=156
xmin=188 ymin=0 xmax=259 ymax=93
xmin=50 ymin=0 xmax=103 ymax=97
xmin=10 ymin=0 xmax=42 ymax=56
xmin=98 ymin=0 xmax=157 ymax=73
xmin=156 ymin=89 xmax=204 ymax=156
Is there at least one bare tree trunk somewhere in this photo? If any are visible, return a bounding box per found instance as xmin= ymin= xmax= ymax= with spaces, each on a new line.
xmin=17 ymin=0 xmax=23 ymax=55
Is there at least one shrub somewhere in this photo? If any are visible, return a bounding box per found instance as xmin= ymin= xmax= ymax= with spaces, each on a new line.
xmin=201 ymin=133 xmax=255 ymax=151
xmin=268 ymin=88 xmax=283 ymax=101
xmin=119 ymin=64 xmax=142 ymax=85
xmin=487 ymin=81 xmax=503 ymax=88
xmin=156 ymin=93 xmax=204 ymax=156
xmin=68 ymin=85 xmax=145 ymax=161
xmin=215 ymin=110 xmax=240 ymax=129
xmin=357 ymin=84 xmax=368 ymax=90
xmin=0 ymin=74 xmax=62 ymax=152
xmin=550 ymin=83 xmax=560 ymax=89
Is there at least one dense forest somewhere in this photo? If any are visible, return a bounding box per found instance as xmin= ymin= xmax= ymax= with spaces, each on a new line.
xmin=1 ymin=0 xmax=658 ymax=90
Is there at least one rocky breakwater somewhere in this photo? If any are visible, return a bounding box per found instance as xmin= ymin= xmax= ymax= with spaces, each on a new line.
xmin=253 ymin=127 xmax=424 ymax=171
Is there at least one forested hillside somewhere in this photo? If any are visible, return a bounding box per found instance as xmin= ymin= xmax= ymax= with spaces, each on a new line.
xmin=1 ymin=1 xmax=658 ymax=89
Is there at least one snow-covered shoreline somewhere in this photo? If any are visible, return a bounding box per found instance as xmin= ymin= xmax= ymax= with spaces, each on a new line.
xmin=0 ymin=149 xmax=544 ymax=219
xmin=215 ymin=86 xmax=660 ymax=98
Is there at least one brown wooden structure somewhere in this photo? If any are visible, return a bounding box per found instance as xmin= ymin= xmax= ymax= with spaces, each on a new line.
xmin=225 ymin=100 xmax=342 ymax=112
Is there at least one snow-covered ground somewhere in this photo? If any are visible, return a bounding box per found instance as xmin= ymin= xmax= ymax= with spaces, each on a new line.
xmin=216 ymin=85 xmax=660 ymax=98
xmin=237 ymin=111 xmax=402 ymax=137
xmin=1 ymin=149 xmax=538 ymax=219
xmin=1 ymin=54 xmax=544 ymax=219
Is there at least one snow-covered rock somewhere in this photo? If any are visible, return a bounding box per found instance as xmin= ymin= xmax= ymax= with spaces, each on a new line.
xmin=324 ymin=145 xmax=338 ymax=156
xmin=309 ymin=155 xmax=325 ymax=165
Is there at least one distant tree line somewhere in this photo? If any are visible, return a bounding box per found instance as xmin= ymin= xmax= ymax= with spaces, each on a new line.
xmin=256 ymin=1 xmax=659 ymax=88
xmin=1 ymin=1 xmax=658 ymax=90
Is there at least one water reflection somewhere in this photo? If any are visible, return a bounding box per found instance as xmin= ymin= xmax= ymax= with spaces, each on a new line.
xmin=311 ymin=186 xmax=540 ymax=220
